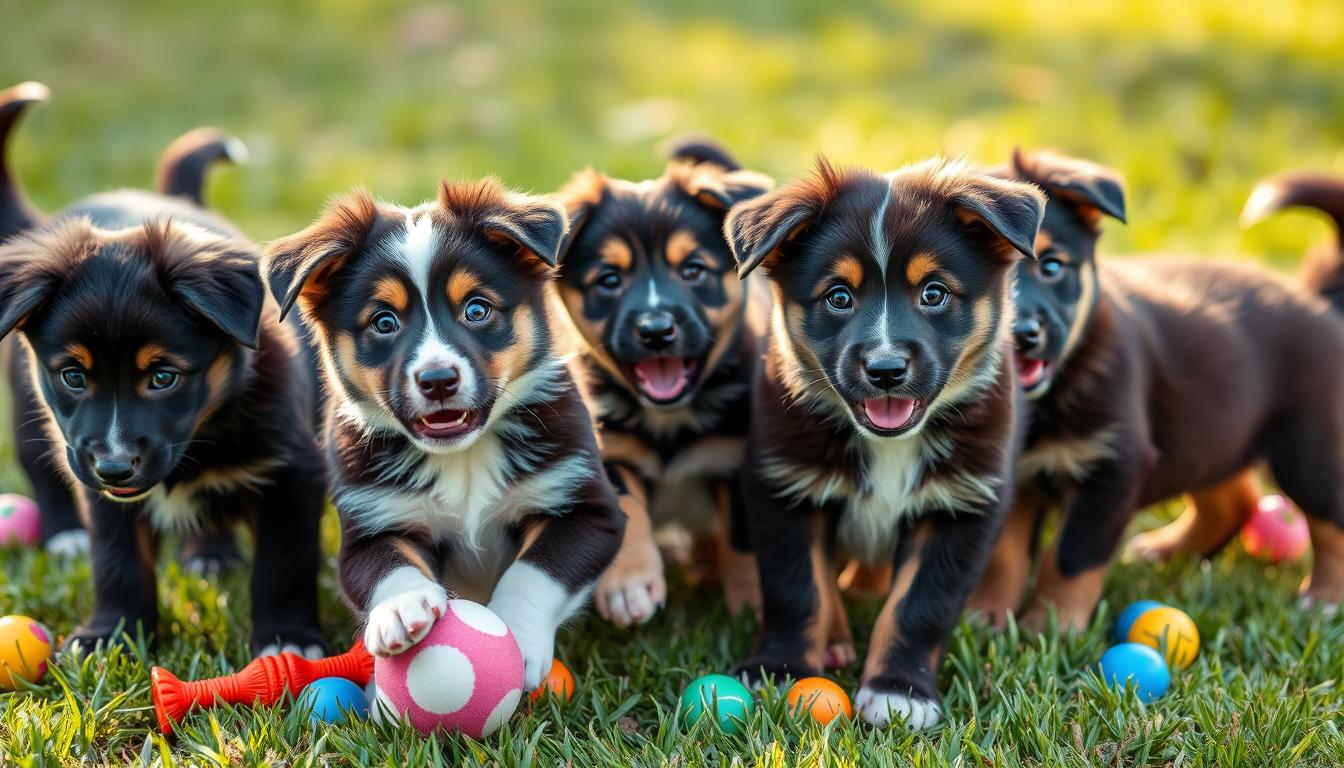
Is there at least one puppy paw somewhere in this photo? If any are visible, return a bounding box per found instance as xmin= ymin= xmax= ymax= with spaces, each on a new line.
xmin=824 ymin=642 xmax=857 ymax=670
xmin=45 ymin=529 xmax=90 ymax=558
xmin=734 ymin=654 xmax=819 ymax=690
xmin=363 ymin=584 xmax=449 ymax=657
xmin=854 ymin=686 xmax=943 ymax=730
xmin=256 ymin=642 xmax=326 ymax=660
xmin=595 ymin=546 xmax=666 ymax=627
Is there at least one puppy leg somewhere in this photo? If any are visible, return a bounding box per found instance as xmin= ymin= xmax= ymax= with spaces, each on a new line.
xmin=857 ymin=511 xmax=1001 ymax=730
xmin=966 ymin=495 xmax=1042 ymax=629
xmin=1126 ymin=470 xmax=1259 ymax=562
xmin=65 ymin=494 xmax=157 ymax=653
xmin=8 ymin=351 xmax=85 ymax=555
xmin=1265 ymin=417 xmax=1344 ymax=607
xmin=823 ymin=570 xmax=855 ymax=669
xmin=249 ymin=466 xmax=327 ymax=658
xmin=488 ymin=485 xmax=625 ymax=690
xmin=594 ymin=465 xmax=666 ymax=627
xmin=716 ymin=480 xmax=761 ymax=617
xmin=340 ymin=526 xmax=446 ymax=658
xmin=838 ymin=560 xmax=892 ymax=596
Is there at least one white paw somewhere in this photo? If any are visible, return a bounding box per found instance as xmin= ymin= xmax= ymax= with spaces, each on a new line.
xmin=855 ymin=687 xmax=943 ymax=730
xmin=502 ymin=614 xmax=554 ymax=691
xmin=595 ymin=563 xmax=666 ymax=627
xmin=364 ymin=584 xmax=449 ymax=657
xmin=488 ymin=562 xmax=570 ymax=691
xmin=45 ymin=529 xmax=90 ymax=558
xmin=256 ymin=642 xmax=325 ymax=660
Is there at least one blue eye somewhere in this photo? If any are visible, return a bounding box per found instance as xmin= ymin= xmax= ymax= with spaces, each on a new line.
xmin=464 ymin=298 xmax=492 ymax=323
xmin=60 ymin=368 xmax=87 ymax=393
xmin=679 ymin=260 xmax=706 ymax=282
xmin=825 ymin=286 xmax=854 ymax=310
xmin=372 ymin=310 xmax=401 ymax=335
xmin=1039 ymin=256 xmax=1065 ymax=279
xmin=148 ymin=369 xmax=180 ymax=391
xmin=597 ymin=271 xmax=622 ymax=291
xmin=920 ymin=282 xmax=949 ymax=308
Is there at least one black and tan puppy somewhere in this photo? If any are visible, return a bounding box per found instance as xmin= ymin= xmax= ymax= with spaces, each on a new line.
xmin=0 ymin=167 xmax=325 ymax=655
xmin=263 ymin=180 xmax=624 ymax=689
xmin=725 ymin=158 xmax=1044 ymax=728
xmin=968 ymin=149 xmax=1344 ymax=631
xmin=553 ymin=139 xmax=772 ymax=626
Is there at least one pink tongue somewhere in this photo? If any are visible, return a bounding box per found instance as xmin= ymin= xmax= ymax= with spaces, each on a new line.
xmin=633 ymin=357 xmax=689 ymax=400
xmin=863 ymin=397 xmax=916 ymax=430
xmin=1019 ymin=359 xmax=1045 ymax=387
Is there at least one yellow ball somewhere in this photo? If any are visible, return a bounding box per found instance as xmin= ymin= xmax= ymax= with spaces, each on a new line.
xmin=1127 ymin=606 xmax=1199 ymax=670
xmin=0 ymin=615 xmax=53 ymax=688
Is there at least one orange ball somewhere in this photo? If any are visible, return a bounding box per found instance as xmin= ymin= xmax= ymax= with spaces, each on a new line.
xmin=529 ymin=657 xmax=575 ymax=703
xmin=786 ymin=676 xmax=852 ymax=725
xmin=1127 ymin=606 xmax=1200 ymax=670
xmin=0 ymin=615 xmax=53 ymax=689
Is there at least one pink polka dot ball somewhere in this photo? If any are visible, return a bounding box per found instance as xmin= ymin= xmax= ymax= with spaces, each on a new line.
xmin=370 ymin=599 xmax=524 ymax=738
xmin=0 ymin=494 xmax=40 ymax=547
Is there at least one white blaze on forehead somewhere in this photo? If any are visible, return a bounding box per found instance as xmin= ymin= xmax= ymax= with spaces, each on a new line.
xmin=396 ymin=205 xmax=440 ymax=298
xmin=870 ymin=175 xmax=895 ymax=276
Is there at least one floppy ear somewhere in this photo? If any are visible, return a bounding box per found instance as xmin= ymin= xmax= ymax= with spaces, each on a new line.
xmin=725 ymin=158 xmax=841 ymax=278
xmin=553 ymin=168 xmax=607 ymax=268
xmin=680 ymin=166 xmax=775 ymax=212
xmin=262 ymin=189 xmax=376 ymax=321
xmin=482 ymin=192 xmax=569 ymax=269
xmin=951 ymin=173 xmax=1047 ymax=262
xmin=143 ymin=221 xmax=264 ymax=348
xmin=0 ymin=220 xmax=87 ymax=339
xmin=1012 ymin=147 xmax=1126 ymax=226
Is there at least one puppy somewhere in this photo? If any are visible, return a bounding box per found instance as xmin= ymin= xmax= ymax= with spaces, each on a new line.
xmin=1121 ymin=171 xmax=1344 ymax=561
xmin=968 ymin=149 xmax=1344 ymax=631
xmin=725 ymin=157 xmax=1044 ymax=729
xmin=262 ymin=179 xmax=624 ymax=689
xmin=1 ymin=82 xmax=252 ymax=568
xmin=553 ymin=138 xmax=772 ymax=625
xmin=0 ymin=163 xmax=325 ymax=655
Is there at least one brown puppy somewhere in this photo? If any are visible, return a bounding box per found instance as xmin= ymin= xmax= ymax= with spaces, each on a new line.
xmin=969 ymin=150 xmax=1344 ymax=631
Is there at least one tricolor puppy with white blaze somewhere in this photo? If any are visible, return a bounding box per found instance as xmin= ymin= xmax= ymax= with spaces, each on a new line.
xmin=262 ymin=179 xmax=624 ymax=689
xmin=725 ymin=158 xmax=1043 ymax=729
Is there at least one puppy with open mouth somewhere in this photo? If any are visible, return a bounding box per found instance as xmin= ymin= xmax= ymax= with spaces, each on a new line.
xmin=553 ymin=138 xmax=773 ymax=626
xmin=725 ymin=157 xmax=1044 ymax=729
xmin=263 ymin=179 xmax=624 ymax=691
xmin=0 ymin=87 xmax=326 ymax=657
xmin=968 ymin=149 xmax=1344 ymax=631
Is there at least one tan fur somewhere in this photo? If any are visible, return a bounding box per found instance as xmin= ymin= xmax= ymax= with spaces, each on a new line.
xmin=862 ymin=522 xmax=930 ymax=681
xmin=966 ymin=495 xmax=1040 ymax=627
xmin=490 ymin=305 xmax=538 ymax=384
xmin=905 ymin=252 xmax=939 ymax=286
xmin=832 ymin=255 xmax=865 ymax=288
xmin=665 ymin=230 xmax=699 ymax=268
xmin=372 ymin=276 xmax=409 ymax=313
xmin=599 ymin=237 xmax=632 ymax=272
xmin=64 ymin=343 xmax=93 ymax=369
xmin=446 ymin=270 xmax=482 ymax=307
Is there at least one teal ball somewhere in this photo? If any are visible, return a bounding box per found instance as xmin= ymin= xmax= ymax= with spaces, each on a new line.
xmin=1098 ymin=643 xmax=1171 ymax=702
xmin=678 ymin=674 xmax=754 ymax=733
xmin=300 ymin=677 xmax=369 ymax=724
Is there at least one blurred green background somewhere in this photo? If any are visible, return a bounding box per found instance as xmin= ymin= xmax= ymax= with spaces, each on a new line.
xmin=1 ymin=0 xmax=1343 ymax=485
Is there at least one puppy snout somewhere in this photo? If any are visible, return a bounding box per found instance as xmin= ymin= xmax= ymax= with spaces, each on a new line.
xmin=635 ymin=311 xmax=678 ymax=351
xmin=1014 ymin=317 xmax=1045 ymax=352
xmin=863 ymin=355 xmax=909 ymax=390
xmin=415 ymin=367 xmax=461 ymax=401
xmin=93 ymin=455 xmax=139 ymax=485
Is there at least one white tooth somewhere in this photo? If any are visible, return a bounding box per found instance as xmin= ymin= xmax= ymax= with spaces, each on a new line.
xmin=452 ymin=412 xmax=467 ymax=426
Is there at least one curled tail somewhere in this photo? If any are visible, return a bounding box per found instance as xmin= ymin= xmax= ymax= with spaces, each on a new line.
xmin=154 ymin=127 xmax=248 ymax=206
xmin=663 ymin=133 xmax=741 ymax=171
xmin=0 ymin=81 xmax=49 ymax=240
xmin=1243 ymin=172 xmax=1344 ymax=310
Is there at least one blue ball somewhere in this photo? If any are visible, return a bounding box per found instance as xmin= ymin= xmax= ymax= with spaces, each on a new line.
xmin=1114 ymin=600 xmax=1164 ymax=642
xmin=299 ymin=677 xmax=369 ymax=724
xmin=1098 ymin=643 xmax=1171 ymax=702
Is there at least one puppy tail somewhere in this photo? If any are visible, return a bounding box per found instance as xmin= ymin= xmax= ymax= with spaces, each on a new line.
xmin=155 ymin=127 xmax=249 ymax=207
xmin=1243 ymin=172 xmax=1344 ymax=310
xmin=0 ymin=81 xmax=50 ymax=240
xmin=662 ymin=133 xmax=741 ymax=171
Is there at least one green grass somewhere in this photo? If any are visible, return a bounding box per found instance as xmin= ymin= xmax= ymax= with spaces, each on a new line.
xmin=2 ymin=0 xmax=1344 ymax=764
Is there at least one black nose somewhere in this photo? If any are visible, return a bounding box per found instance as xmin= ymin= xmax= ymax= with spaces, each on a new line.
xmin=635 ymin=311 xmax=678 ymax=351
xmin=94 ymin=456 xmax=137 ymax=485
xmin=415 ymin=367 xmax=460 ymax=401
xmin=864 ymin=356 xmax=909 ymax=390
xmin=1014 ymin=318 xmax=1044 ymax=351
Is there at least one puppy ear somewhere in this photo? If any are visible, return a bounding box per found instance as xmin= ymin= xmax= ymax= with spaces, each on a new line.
xmin=680 ymin=166 xmax=775 ymax=212
xmin=553 ymin=168 xmax=606 ymax=268
xmin=482 ymin=193 xmax=569 ymax=269
xmin=263 ymin=189 xmax=376 ymax=321
xmin=0 ymin=218 xmax=89 ymax=339
xmin=146 ymin=221 xmax=265 ymax=348
xmin=726 ymin=157 xmax=841 ymax=278
xmin=1012 ymin=148 xmax=1126 ymax=226
xmin=951 ymin=173 xmax=1047 ymax=262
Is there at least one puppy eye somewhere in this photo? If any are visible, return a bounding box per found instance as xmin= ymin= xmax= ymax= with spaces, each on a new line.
xmin=596 ymin=271 xmax=622 ymax=291
xmin=825 ymin=286 xmax=854 ymax=311
xmin=1039 ymin=256 xmax=1065 ymax=280
xmin=148 ymin=369 xmax=180 ymax=392
xmin=464 ymin=297 xmax=493 ymax=323
xmin=371 ymin=310 xmax=401 ymax=335
xmin=679 ymin=260 xmax=706 ymax=282
xmin=60 ymin=368 xmax=87 ymax=393
xmin=920 ymin=282 xmax=950 ymax=308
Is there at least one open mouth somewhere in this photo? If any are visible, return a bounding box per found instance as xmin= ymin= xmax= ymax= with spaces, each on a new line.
xmin=411 ymin=408 xmax=486 ymax=441
xmin=102 ymin=486 xmax=152 ymax=503
xmin=630 ymin=357 xmax=698 ymax=404
xmin=1017 ymin=356 xmax=1051 ymax=392
xmin=860 ymin=396 xmax=922 ymax=434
